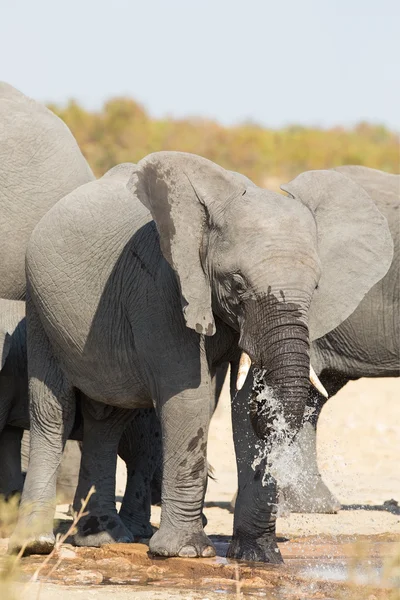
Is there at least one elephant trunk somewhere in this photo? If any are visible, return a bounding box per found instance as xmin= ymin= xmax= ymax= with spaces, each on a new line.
xmin=239 ymin=292 xmax=310 ymax=443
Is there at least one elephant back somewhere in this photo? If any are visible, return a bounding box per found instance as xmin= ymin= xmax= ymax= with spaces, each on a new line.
xmin=0 ymin=82 xmax=94 ymax=300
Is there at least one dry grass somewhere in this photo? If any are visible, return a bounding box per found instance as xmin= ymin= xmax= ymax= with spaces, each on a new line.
xmin=0 ymin=487 xmax=95 ymax=600
xmin=2 ymin=487 xmax=400 ymax=599
xmin=0 ymin=495 xmax=20 ymax=539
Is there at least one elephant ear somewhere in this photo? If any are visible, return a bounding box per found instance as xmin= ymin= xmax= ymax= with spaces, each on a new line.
xmin=281 ymin=170 xmax=394 ymax=341
xmin=128 ymin=151 xmax=246 ymax=335
xmin=0 ymin=330 xmax=11 ymax=371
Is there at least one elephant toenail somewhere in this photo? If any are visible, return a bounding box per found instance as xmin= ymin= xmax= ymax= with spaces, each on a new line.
xmin=201 ymin=545 xmax=216 ymax=557
xmin=178 ymin=545 xmax=197 ymax=557
xmin=153 ymin=548 xmax=169 ymax=556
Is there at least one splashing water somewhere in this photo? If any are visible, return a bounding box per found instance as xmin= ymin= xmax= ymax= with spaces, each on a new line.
xmin=250 ymin=370 xmax=310 ymax=491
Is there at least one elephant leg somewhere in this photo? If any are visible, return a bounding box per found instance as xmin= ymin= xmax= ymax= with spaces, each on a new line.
xmin=9 ymin=302 xmax=75 ymax=555
xmin=150 ymin=462 xmax=162 ymax=507
xmin=118 ymin=408 xmax=161 ymax=540
xmin=149 ymin=383 xmax=215 ymax=558
xmin=139 ymin=365 xmax=228 ymax=521
xmin=20 ymin=430 xmax=29 ymax=474
xmin=56 ymin=440 xmax=81 ymax=505
xmin=73 ymin=398 xmax=134 ymax=547
xmin=281 ymin=373 xmax=348 ymax=514
xmin=0 ymin=426 xmax=23 ymax=499
xmin=211 ymin=362 xmax=229 ymax=411
xmin=227 ymin=363 xmax=282 ymax=563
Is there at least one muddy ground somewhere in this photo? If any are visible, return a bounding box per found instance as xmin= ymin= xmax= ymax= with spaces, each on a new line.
xmin=1 ymin=376 xmax=399 ymax=599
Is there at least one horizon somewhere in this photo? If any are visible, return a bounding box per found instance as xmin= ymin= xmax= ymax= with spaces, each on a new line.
xmin=46 ymin=94 xmax=399 ymax=133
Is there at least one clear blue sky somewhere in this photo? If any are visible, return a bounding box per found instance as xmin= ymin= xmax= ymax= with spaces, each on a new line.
xmin=1 ymin=0 xmax=399 ymax=130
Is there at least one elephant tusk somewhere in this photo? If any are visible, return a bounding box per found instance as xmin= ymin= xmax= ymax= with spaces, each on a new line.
xmin=310 ymin=365 xmax=329 ymax=398
xmin=236 ymin=352 xmax=252 ymax=391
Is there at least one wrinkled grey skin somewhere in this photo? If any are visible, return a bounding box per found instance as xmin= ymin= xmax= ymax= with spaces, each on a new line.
xmin=0 ymin=298 xmax=162 ymax=528
xmin=0 ymin=82 xmax=94 ymax=505
xmin=0 ymin=81 xmax=95 ymax=300
xmin=21 ymin=432 xmax=82 ymax=505
xmin=230 ymin=166 xmax=399 ymax=537
xmin=283 ymin=166 xmax=400 ymax=514
xmin=14 ymin=152 xmax=393 ymax=561
xmin=0 ymin=299 xmax=28 ymax=498
xmin=0 ymin=299 xmax=82 ymax=504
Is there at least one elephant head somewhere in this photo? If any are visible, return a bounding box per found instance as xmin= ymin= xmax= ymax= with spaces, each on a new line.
xmin=128 ymin=152 xmax=393 ymax=442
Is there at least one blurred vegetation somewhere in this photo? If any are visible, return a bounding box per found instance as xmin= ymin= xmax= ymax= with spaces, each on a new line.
xmin=49 ymin=98 xmax=399 ymax=186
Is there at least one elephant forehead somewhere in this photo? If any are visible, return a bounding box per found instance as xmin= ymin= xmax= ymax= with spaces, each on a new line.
xmin=215 ymin=194 xmax=321 ymax=284
xmin=227 ymin=190 xmax=317 ymax=245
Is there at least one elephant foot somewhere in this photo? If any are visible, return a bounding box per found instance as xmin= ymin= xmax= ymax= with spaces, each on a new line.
xmin=227 ymin=533 xmax=283 ymax=563
xmin=74 ymin=513 xmax=134 ymax=547
xmin=8 ymin=507 xmax=56 ymax=556
xmin=119 ymin=513 xmax=155 ymax=542
xmin=149 ymin=523 xmax=216 ymax=558
xmin=9 ymin=531 xmax=55 ymax=556
xmin=282 ymin=476 xmax=341 ymax=514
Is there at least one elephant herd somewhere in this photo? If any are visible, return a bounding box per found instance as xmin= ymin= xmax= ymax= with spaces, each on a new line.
xmin=0 ymin=81 xmax=399 ymax=563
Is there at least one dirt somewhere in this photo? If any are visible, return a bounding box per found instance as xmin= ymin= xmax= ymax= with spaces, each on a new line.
xmin=1 ymin=376 xmax=399 ymax=599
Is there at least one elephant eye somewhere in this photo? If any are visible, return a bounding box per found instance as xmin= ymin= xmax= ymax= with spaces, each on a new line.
xmin=232 ymin=274 xmax=247 ymax=295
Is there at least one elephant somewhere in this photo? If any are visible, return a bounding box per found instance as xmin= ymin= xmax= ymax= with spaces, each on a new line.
xmin=0 ymin=81 xmax=95 ymax=300
xmin=0 ymin=299 xmax=85 ymax=506
xmin=0 ymin=81 xmax=94 ymax=506
xmin=11 ymin=152 xmax=392 ymax=562
xmin=279 ymin=165 xmax=400 ymax=514
xmin=0 ymin=297 xmax=165 ymax=539
xmin=0 ymin=299 xmax=28 ymax=499
xmin=0 ymin=86 xmax=180 ymax=542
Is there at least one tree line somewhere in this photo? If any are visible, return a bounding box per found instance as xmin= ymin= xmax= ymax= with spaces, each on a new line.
xmin=49 ymin=98 xmax=399 ymax=189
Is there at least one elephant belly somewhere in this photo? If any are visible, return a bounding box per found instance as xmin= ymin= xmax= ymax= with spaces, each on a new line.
xmin=58 ymin=344 xmax=153 ymax=410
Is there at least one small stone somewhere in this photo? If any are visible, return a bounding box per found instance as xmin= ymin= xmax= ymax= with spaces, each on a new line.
xmin=57 ymin=547 xmax=77 ymax=559
xmin=146 ymin=564 xmax=167 ymax=578
xmin=63 ymin=570 xmax=103 ymax=585
xmin=383 ymin=499 xmax=398 ymax=508
xmin=109 ymin=576 xmax=142 ymax=584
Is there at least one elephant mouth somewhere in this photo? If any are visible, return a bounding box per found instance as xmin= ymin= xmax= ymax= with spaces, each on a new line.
xmin=236 ymin=350 xmax=327 ymax=398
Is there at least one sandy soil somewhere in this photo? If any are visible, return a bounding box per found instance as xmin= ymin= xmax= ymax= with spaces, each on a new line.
xmin=3 ymin=375 xmax=400 ymax=599
xmin=201 ymin=375 xmax=400 ymax=538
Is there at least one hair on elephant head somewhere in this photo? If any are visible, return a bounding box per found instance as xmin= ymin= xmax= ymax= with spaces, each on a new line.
xmin=128 ymin=152 xmax=393 ymax=442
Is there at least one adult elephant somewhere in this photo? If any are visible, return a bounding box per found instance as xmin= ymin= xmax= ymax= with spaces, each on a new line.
xmin=0 ymin=81 xmax=94 ymax=502
xmin=0 ymin=297 xmax=163 ymax=541
xmin=0 ymin=87 xmax=165 ymax=537
xmin=12 ymin=152 xmax=392 ymax=561
xmin=279 ymin=166 xmax=399 ymax=514
xmin=0 ymin=81 xmax=94 ymax=299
